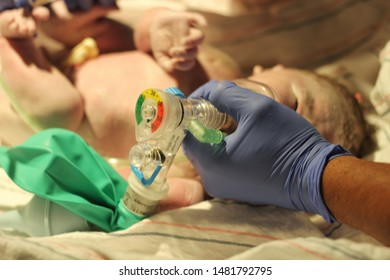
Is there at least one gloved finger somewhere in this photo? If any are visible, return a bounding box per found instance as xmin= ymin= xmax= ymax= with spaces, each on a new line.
xmin=187 ymin=80 xmax=223 ymax=99
xmin=64 ymin=0 xmax=115 ymax=11
xmin=188 ymin=80 xmax=243 ymax=104
xmin=13 ymin=0 xmax=31 ymax=9
xmin=182 ymin=133 xmax=226 ymax=188
xmin=97 ymin=0 xmax=117 ymax=7
xmin=191 ymin=81 xmax=275 ymax=123
xmin=64 ymin=5 xmax=114 ymax=25
xmin=183 ymin=132 xmax=219 ymax=158
xmin=64 ymin=0 xmax=78 ymax=11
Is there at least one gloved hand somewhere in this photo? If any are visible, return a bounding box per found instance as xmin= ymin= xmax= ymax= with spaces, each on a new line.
xmin=0 ymin=0 xmax=29 ymax=11
xmin=41 ymin=1 xmax=117 ymax=47
xmin=149 ymin=9 xmax=207 ymax=72
xmin=64 ymin=0 xmax=116 ymax=11
xmin=182 ymin=81 xmax=352 ymax=222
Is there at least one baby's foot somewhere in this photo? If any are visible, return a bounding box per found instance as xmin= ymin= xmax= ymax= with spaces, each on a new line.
xmin=0 ymin=8 xmax=37 ymax=38
xmin=0 ymin=7 xmax=49 ymax=38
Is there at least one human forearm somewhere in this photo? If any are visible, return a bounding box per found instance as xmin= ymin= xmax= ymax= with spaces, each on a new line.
xmin=322 ymin=155 xmax=390 ymax=245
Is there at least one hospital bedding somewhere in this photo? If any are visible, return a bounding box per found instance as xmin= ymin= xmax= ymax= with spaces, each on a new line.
xmin=155 ymin=0 xmax=390 ymax=73
xmin=1 ymin=197 xmax=389 ymax=260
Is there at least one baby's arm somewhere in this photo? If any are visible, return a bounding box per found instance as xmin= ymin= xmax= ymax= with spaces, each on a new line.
xmin=134 ymin=7 xmax=207 ymax=72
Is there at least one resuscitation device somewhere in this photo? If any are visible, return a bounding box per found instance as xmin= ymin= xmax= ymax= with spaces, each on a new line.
xmin=0 ymin=0 xmax=57 ymax=11
xmin=121 ymin=87 xmax=231 ymax=220
xmin=0 ymin=87 xmax=233 ymax=236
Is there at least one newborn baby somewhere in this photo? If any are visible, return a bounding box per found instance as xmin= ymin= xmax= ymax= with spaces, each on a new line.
xmin=238 ymin=65 xmax=367 ymax=156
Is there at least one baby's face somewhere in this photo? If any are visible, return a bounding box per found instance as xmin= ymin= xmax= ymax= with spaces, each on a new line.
xmin=238 ymin=65 xmax=365 ymax=153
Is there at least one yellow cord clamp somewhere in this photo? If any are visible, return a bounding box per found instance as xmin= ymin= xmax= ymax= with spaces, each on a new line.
xmin=63 ymin=37 xmax=100 ymax=67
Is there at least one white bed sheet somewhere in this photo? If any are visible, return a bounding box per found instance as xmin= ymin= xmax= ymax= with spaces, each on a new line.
xmin=1 ymin=196 xmax=389 ymax=260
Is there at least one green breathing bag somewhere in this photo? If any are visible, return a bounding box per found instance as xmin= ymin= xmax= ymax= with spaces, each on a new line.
xmin=0 ymin=128 xmax=140 ymax=233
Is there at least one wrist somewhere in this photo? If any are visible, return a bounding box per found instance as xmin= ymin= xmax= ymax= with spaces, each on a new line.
xmin=289 ymin=142 xmax=352 ymax=222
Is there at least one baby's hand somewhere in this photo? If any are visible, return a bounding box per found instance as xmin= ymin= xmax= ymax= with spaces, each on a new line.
xmin=150 ymin=10 xmax=207 ymax=72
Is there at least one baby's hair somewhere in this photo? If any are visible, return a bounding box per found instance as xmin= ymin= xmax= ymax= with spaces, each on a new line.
xmin=310 ymin=71 xmax=367 ymax=156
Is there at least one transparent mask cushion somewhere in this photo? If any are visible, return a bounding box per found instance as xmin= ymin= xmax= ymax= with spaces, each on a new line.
xmin=233 ymin=78 xmax=276 ymax=100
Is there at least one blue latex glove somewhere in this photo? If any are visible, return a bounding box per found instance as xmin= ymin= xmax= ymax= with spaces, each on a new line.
xmin=182 ymin=81 xmax=352 ymax=223
xmin=64 ymin=0 xmax=116 ymax=11
xmin=0 ymin=0 xmax=29 ymax=11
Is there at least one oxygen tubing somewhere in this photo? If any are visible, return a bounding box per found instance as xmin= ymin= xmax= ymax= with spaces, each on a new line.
xmin=0 ymin=74 xmax=43 ymax=132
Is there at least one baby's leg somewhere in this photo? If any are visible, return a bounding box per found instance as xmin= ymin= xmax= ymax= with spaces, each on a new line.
xmin=0 ymin=37 xmax=84 ymax=139
xmin=0 ymin=7 xmax=49 ymax=38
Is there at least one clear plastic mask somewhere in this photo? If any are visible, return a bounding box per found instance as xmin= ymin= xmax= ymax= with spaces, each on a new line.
xmin=233 ymin=78 xmax=276 ymax=100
